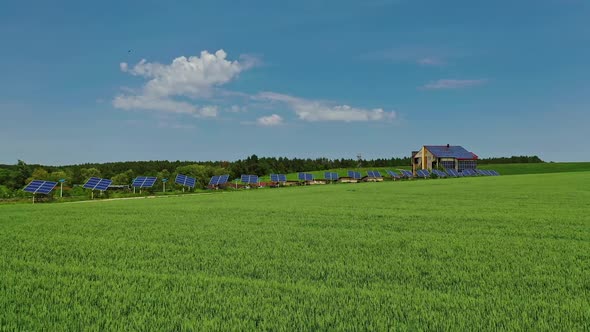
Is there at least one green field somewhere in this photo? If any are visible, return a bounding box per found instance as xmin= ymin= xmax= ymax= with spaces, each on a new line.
xmin=1 ymin=172 xmax=590 ymax=330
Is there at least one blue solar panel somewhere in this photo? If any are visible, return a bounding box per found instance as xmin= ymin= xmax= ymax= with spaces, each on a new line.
xmin=83 ymin=177 xmax=112 ymax=191
xmin=241 ymin=175 xmax=259 ymax=184
xmin=347 ymin=170 xmax=361 ymax=179
xmin=400 ymin=170 xmax=413 ymax=178
xmin=132 ymin=176 xmax=157 ymax=188
xmin=210 ymin=174 xmax=230 ymax=185
xmin=461 ymin=169 xmax=476 ymax=176
xmin=270 ymin=174 xmax=287 ymax=182
xmin=23 ymin=180 xmax=57 ymax=194
xmin=175 ymin=174 xmax=196 ymax=188
xmin=445 ymin=169 xmax=459 ymax=177
xmin=324 ymin=172 xmax=338 ymax=180
xmin=416 ymin=170 xmax=430 ymax=178
xmin=433 ymin=170 xmax=447 ymax=177
xmin=83 ymin=177 xmax=100 ymax=189
xmin=490 ymin=170 xmax=500 ymax=176
xmin=386 ymin=170 xmax=400 ymax=178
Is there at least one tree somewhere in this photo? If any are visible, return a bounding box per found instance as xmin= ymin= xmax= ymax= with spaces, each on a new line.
xmin=26 ymin=168 xmax=49 ymax=184
xmin=80 ymin=168 xmax=102 ymax=181
xmin=48 ymin=171 xmax=68 ymax=183
xmin=112 ymin=169 xmax=134 ymax=185
xmin=14 ymin=160 xmax=31 ymax=187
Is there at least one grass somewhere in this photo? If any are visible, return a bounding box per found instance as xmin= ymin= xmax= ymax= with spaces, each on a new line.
xmin=478 ymin=162 xmax=590 ymax=175
xmin=1 ymin=172 xmax=590 ymax=330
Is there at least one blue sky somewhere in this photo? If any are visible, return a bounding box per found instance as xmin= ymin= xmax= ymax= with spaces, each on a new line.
xmin=1 ymin=0 xmax=588 ymax=165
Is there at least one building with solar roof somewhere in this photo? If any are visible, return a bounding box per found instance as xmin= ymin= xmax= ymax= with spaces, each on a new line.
xmin=412 ymin=144 xmax=478 ymax=172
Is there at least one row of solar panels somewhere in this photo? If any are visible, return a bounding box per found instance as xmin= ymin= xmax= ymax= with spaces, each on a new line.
xmin=23 ymin=168 xmax=502 ymax=195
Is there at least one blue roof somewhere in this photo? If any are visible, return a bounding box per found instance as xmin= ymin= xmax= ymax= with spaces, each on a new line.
xmin=424 ymin=145 xmax=476 ymax=159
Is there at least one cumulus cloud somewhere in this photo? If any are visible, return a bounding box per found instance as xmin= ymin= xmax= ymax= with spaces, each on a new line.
xmin=114 ymin=50 xmax=254 ymax=117
xmin=255 ymin=92 xmax=396 ymax=122
xmin=257 ymin=114 xmax=283 ymax=126
xmin=421 ymin=79 xmax=487 ymax=90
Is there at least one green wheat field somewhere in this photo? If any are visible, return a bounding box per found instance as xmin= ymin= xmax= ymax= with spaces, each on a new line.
xmin=1 ymin=171 xmax=589 ymax=330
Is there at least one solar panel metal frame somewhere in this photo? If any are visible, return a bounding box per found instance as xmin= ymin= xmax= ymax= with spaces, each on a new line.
xmin=23 ymin=180 xmax=58 ymax=195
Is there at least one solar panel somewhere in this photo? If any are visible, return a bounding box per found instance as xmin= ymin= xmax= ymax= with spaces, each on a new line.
xmin=461 ymin=169 xmax=475 ymax=176
xmin=175 ymin=174 xmax=196 ymax=188
xmin=386 ymin=170 xmax=400 ymax=178
xmin=209 ymin=175 xmax=219 ymax=185
xmin=476 ymin=169 xmax=487 ymax=176
xmin=417 ymin=170 xmax=430 ymax=178
xmin=324 ymin=172 xmax=338 ymax=180
xmin=431 ymin=170 xmax=445 ymax=177
xmin=400 ymin=170 xmax=413 ymax=178
xmin=216 ymin=174 xmax=230 ymax=185
xmin=490 ymin=170 xmax=500 ymax=176
xmin=298 ymin=173 xmax=306 ymax=180
xmin=445 ymin=169 xmax=459 ymax=177
xmin=23 ymin=180 xmax=58 ymax=195
xmin=132 ymin=176 xmax=157 ymax=188
xmin=241 ymin=175 xmax=259 ymax=184
xmin=347 ymin=170 xmax=361 ymax=179
xmin=83 ymin=177 xmax=112 ymax=191
xmin=270 ymin=174 xmax=287 ymax=182
xmin=367 ymin=170 xmax=382 ymax=177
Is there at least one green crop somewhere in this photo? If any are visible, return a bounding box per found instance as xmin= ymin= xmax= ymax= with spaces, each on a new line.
xmin=1 ymin=172 xmax=589 ymax=330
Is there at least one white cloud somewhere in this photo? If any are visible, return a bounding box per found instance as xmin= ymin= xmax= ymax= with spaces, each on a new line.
xmin=421 ymin=79 xmax=487 ymax=90
xmin=114 ymin=50 xmax=255 ymax=117
xmin=257 ymin=114 xmax=283 ymax=126
xmin=255 ymin=92 xmax=396 ymax=122
xmin=113 ymin=95 xmax=218 ymax=118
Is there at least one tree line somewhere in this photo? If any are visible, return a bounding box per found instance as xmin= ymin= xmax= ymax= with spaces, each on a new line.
xmin=0 ymin=155 xmax=544 ymax=195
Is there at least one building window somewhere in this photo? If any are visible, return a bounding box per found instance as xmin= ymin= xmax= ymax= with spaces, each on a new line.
xmin=440 ymin=160 xmax=455 ymax=170
xmin=458 ymin=160 xmax=477 ymax=170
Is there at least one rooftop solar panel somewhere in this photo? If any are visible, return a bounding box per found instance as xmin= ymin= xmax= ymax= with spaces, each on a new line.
xmin=23 ymin=180 xmax=58 ymax=195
